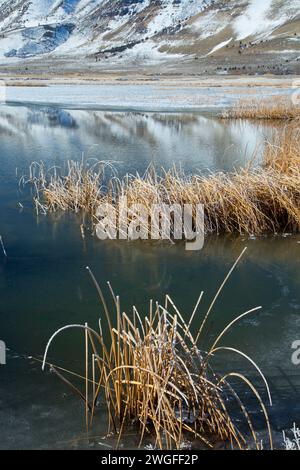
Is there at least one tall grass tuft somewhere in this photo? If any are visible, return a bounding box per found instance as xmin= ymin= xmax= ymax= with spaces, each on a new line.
xmin=41 ymin=250 xmax=273 ymax=449
xmin=222 ymin=96 xmax=300 ymax=121
xmin=26 ymin=123 xmax=300 ymax=237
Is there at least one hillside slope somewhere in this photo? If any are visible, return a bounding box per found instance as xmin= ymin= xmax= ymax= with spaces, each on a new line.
xmin=0 ymin=0 xmax=299 ymax=74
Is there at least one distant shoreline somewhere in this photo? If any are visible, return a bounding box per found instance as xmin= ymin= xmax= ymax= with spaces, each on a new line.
xmin=0 ymin=72 xmax=298 ymax=86
xmin=0 ymin=75 xmax=297 ymax=114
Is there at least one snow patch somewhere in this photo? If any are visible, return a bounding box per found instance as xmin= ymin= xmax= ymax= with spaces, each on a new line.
xmin=206 ymin=38 xmax=233 ymax=56
xmin=189 ymin=10 xmax=227 ymax=39
xmin=234 ymin=0 xmax=275 ymax=40
xmin=146 ymin=0 xmax=213 ymax=36
xmin=116 ymin=40 xmax=183 ymax=65
xmin=0 ymin=32 xmax=24 ymax=60
xmin=4 ymin=24 xmax=75 ymax=58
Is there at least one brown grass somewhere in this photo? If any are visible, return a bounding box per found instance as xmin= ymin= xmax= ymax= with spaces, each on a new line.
xmin=41 ymin=250 xmax=273 ymax=449
xmin=25 ymin=123 xmax=300 ymax=237
xmin=222 ymin=96 xmax=300 ymax=121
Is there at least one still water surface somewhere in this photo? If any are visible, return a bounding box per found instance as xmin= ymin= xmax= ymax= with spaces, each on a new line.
xmin=0 ymin=104 xmax=299 ymax=449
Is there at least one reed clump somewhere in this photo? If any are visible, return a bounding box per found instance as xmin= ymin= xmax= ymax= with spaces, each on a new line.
xmin=42 ymin=252 xmax=273 ymax=449
xmin=222 ymin=96 xmax=300 ymax=121
xmin=26 ymin=124 xmax=300 ymax=237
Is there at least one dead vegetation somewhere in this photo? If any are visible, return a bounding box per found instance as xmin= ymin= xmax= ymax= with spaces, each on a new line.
xmin=25 ymin=123 xmax=300 ymax=237
xmin=41 ymin=250 xmax=273 ymax=449
xmin=222 ymin=96 xmax=300 ymax=121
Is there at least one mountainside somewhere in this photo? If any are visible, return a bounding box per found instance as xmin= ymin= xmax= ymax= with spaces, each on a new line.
xmin=0 ymin=0 xmax=299 ymax=74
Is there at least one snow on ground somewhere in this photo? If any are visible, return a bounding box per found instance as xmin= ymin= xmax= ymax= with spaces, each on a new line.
xmin=116 ymin=40 xmax=184 ymax=65
xmin=268 ymin=49 xmax=300 ymax=53
xmin=0 ymin=1 xmax=299 ymax=64
xmin=189 ymin=10 xmax=227 ymax=39
xmin=0 ymin=32 xmax=24 ymax=60
xmin=206 ymin=38 xmax=233 ymax=56
xmin=22 ymin=0 xmax=64 ymax=27
xmin=233 ymin=0 xmax=300 ymax=40
xmin=51 ymin=31 xmax=95 ymax=56
xmin=234 ymin=0 xmax=274 ymax=40
xmin=74 ymin=0 xmax=100 ymax=16
xmin=145 ymin=0 xmax=213 ymax=36
xmin=0 ymin=7 xmax=23 ymax=32
xmin=101 ymin=1 xmax=150 ymax=36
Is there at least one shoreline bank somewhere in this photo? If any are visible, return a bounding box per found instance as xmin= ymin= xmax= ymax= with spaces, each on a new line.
xmin=0 ymin=75 xmax=297 ymax=113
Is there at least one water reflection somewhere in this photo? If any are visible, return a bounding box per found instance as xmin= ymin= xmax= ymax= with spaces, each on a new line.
xmin=0 ymin=104 xmax=275 ymax=180
xmin=0 ymin=218 xmax=299 ymax=449
xmin=0 ymin=104 xmax=298 ymax=450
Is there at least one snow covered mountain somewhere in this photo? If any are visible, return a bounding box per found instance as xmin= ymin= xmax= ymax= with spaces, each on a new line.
xmin=0 ymin=0 xmax=299 ymax=72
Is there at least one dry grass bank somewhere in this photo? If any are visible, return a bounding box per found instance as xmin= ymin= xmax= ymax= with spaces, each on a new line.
xmin=222 ymin=96 xmax=300 ymax=121
xmin=26 ymin=123 xmax=300 ymax=237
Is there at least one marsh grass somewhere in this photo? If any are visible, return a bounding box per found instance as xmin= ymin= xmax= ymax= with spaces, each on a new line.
xmin=25 ymin=123 xmax=300 ymax=237
xmin=222 ymin=96 xmax=300 ymax=121
xmin=41 ymin=250 xmax=273 ymax=449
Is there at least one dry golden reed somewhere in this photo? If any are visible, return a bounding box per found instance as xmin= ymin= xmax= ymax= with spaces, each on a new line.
xmin=222 ymin=96 xmax=300 ymax=121
xmin=41 ymin=250 xmax=273 ymax=450
xmin=25 ymin=124 xmax=300 ymax=237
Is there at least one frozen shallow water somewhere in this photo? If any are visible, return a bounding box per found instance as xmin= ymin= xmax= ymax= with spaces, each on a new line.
xmin=2 ymin=83 xmax=295 ymax=112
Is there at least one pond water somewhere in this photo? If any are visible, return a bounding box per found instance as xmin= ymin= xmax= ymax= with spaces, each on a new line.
xmin=0 ymin=104 xmax=299 ymax=450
